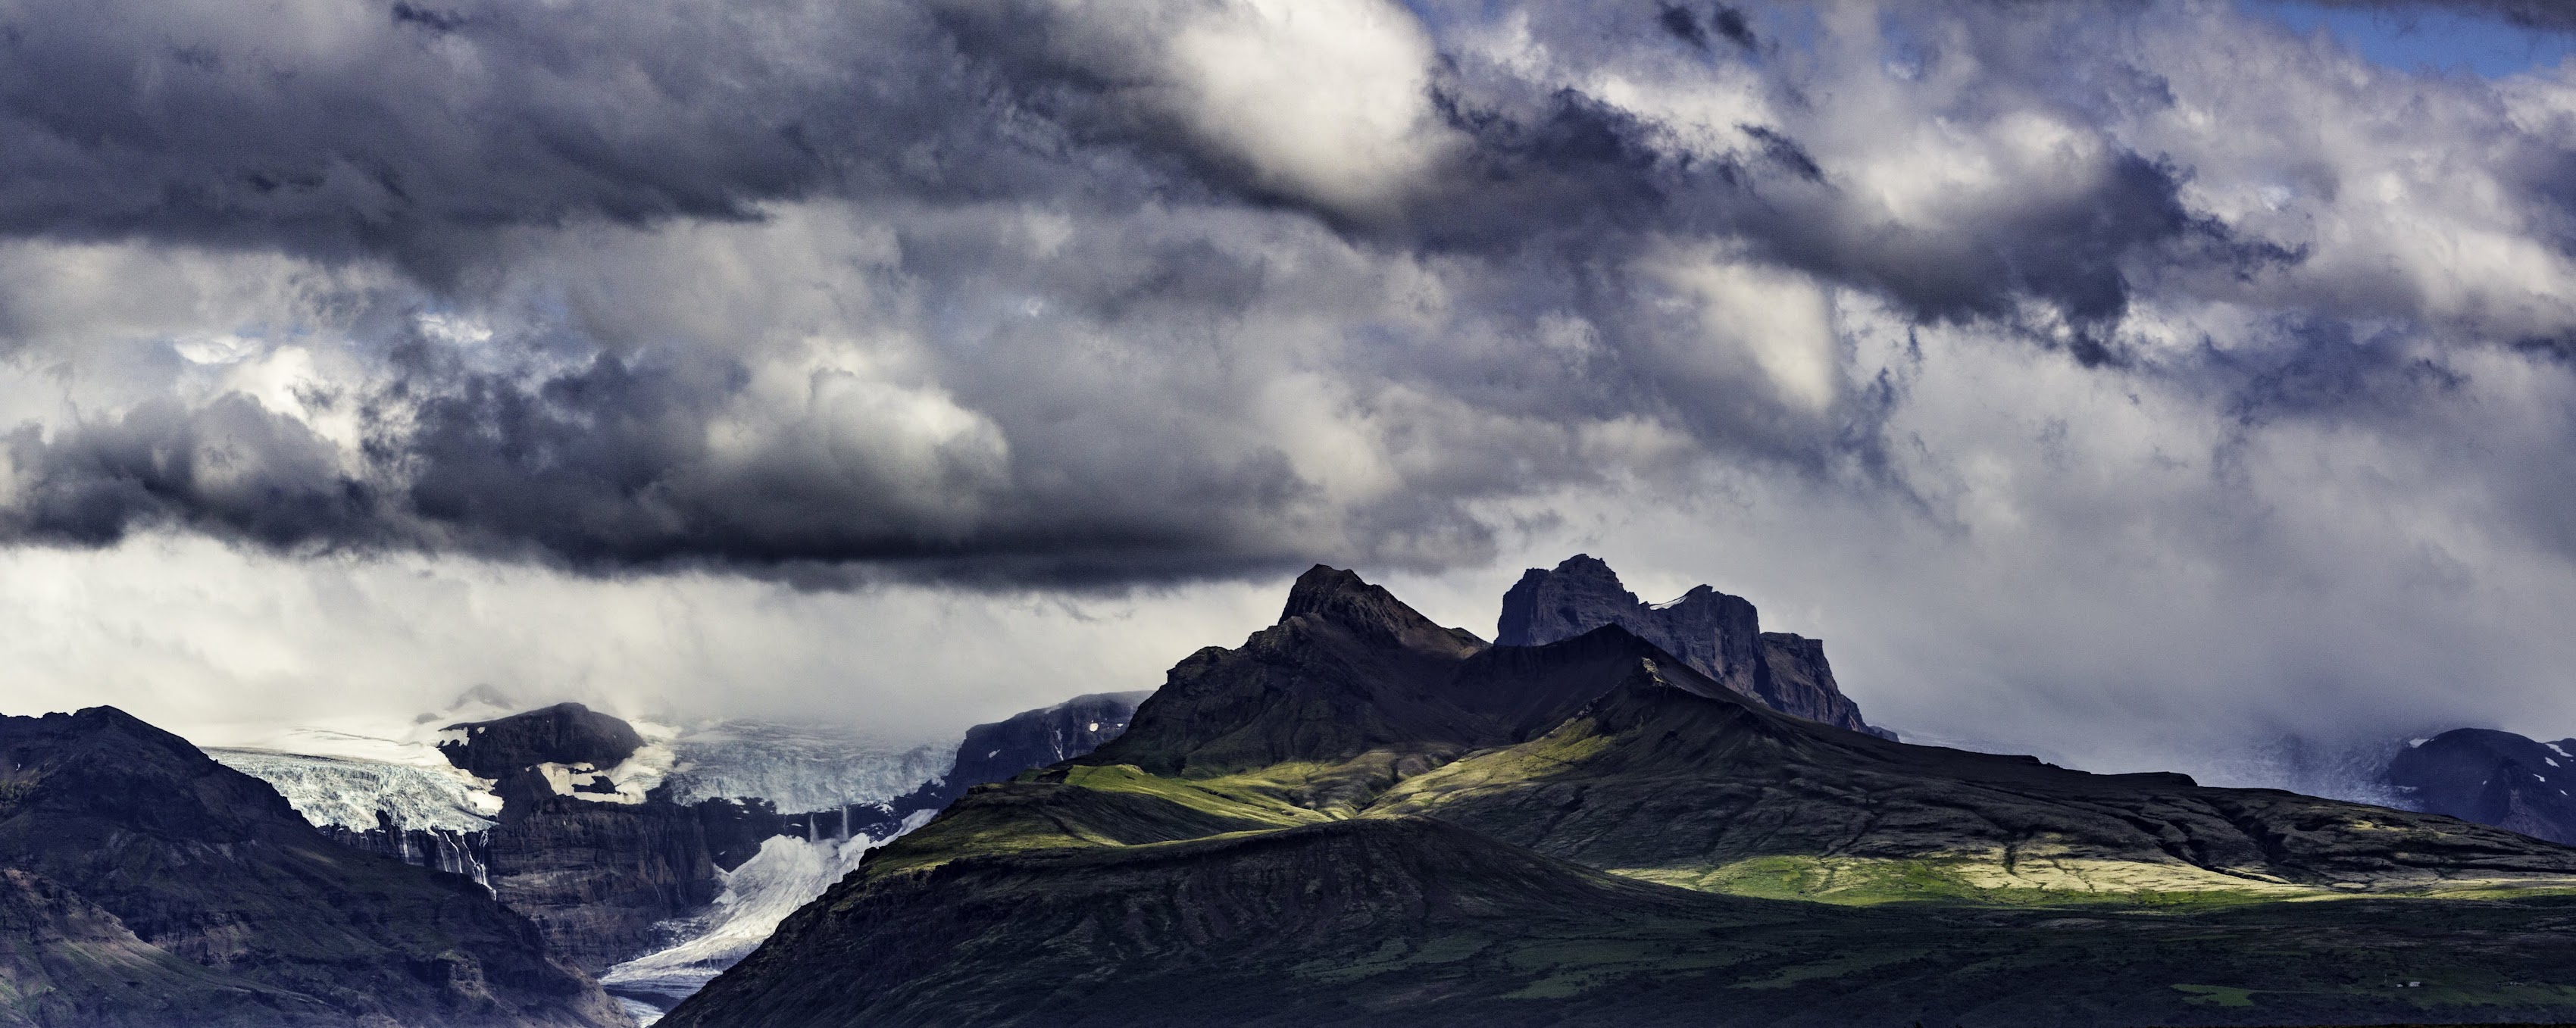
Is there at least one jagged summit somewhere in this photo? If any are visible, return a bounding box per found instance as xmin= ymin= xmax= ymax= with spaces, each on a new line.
xmin=1280 ymin=564 xmax=1487 ymax=649
xmin=1097 ymin=566 xmax=1674 ymax=779
xmin=1498 ymin=554 xmax=1893 ymax=739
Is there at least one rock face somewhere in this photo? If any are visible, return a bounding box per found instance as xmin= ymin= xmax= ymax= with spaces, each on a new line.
xmin=664 ymin=566 xmax=2576 ymax=1028
xmin=436 ymin=704 xmax=797 ymax=973
xmin=0 ymin=707 xmax=627 ymax=1028
xmin=2387 ymin=728 xmax=2576 ymax=845
xmin=1496 ymin=555 xmax=1892 ymax=738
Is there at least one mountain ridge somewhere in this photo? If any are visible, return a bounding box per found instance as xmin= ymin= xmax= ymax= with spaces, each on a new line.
xmin=0 ymin=705 xmax=627 ymax=1028
xmin=664 ymin=564 xmax=2576 ymax=1026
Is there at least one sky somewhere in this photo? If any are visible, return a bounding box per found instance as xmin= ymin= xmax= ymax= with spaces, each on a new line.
xmin=5 ymin=0 xmax=2576 ymax=786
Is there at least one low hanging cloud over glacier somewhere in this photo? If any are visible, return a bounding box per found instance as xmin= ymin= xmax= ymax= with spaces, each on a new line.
xmin=6 ymin=0 xmax=2576 ymax=767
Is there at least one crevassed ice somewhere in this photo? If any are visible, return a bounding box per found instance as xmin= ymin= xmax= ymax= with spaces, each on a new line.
xmin=602 ymin=808 xmax=938 ymax=1005
xmin=661 ymin=720 xmax=950 ymax=812
xmin=208 ymin=748 xmax=499 ymax=833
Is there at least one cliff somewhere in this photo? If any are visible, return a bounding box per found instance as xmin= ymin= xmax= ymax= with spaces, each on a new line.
xmin=1496 ymin=554 xmax=1892 ymax=737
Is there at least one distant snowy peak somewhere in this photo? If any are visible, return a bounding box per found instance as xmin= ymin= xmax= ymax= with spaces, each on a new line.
xmin=2387 ymin=727 xmax=2576 ymax=845
xmin=207 ymin=748 xmax=499 ymax=834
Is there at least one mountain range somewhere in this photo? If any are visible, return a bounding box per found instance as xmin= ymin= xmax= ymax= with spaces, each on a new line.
xmin=663 ymin=565 xmax=2576 ymax=1027
xmin=17 ymin=556 xmax=2576 ymax=1026
xmin=0 ymin=689 xmax=1149 ymax=1026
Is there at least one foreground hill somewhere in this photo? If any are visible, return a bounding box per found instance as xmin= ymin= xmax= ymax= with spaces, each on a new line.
xmin=664 ymin=567 xmax=2576 ymax=1027
xmin=0 ymin=707 xmax=627 ymax=1028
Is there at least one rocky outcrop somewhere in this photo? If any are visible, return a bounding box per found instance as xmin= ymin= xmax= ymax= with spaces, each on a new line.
xmin=481 ymin=794 xmax=795 ymax=973
xmin=441 ymin=702 xmax=646 ymax=781
xmin=2387 ymin=728 xmax=2576 ymax=845
xmin=1496 ymin=555 xmax=1893 ymax=738
xmin=0 ymin=707 xmax=627 ymax=1028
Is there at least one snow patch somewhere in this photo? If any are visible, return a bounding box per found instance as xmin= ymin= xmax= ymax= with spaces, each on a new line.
xmin=2552 ymin=742 xmax=2574 ymax=760
xmin=2408 ymin=738 xmax=2429 ymax=748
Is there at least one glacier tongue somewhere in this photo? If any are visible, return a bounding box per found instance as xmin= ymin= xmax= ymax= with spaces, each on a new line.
xmin=208 ymin=748 xmax=499 ymax=834
xmin=601 ymin=811 xmax=935 ymax=1008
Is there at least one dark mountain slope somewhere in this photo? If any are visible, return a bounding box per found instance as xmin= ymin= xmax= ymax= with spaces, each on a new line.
xmin=0 ymin=867 xmax=336 ymax=1028
xmin=2388 ymin=728 xmax=2576 ymax=845
xmin=0 ymin=707 xmax=627 ymax=1028
xmin=666 ymin=805 xmax=2576 ymax=1028
xmin=662 ymin=567 xmax=2576 ymax=1027
xmin=1380 ymin=675 xmax=2576 ymax=900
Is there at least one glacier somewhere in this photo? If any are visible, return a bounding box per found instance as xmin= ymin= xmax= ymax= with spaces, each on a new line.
xmin=661 ymin=720 xmax=951 ymax=813
xmin=207 ymin=748 xmax=500 ymax=833
xmin=600 ymin=810 xmax=936 ymax=1012
xmin=208 ymin=748 xmax=503 ymax=886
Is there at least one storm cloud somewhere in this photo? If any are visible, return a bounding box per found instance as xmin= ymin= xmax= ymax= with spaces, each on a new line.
xmin=7 ymin=0 xmax=2576 ymax=770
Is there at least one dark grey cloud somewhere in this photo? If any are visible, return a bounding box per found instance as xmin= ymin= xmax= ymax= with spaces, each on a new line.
xmin=0 ymin=0 xmax=2572 ymax=599
xmin=2301 ymin=0 xmax=2576 ymax=30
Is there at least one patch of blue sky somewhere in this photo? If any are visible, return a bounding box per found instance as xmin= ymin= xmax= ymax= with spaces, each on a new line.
xmin=2247 ymin=2 xmax=2576 ymax=79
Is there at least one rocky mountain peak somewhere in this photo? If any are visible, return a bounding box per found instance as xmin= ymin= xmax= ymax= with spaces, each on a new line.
xmin=1495 ymin=555 xmax=1893 ymax=739
xmin=439 ymin=701 xmax=644 ymax=780
xmin=1280 ymin=564 xmax=1485 ymax=651
xmin=2387 ymin=727 xmax=2576 ymax=845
